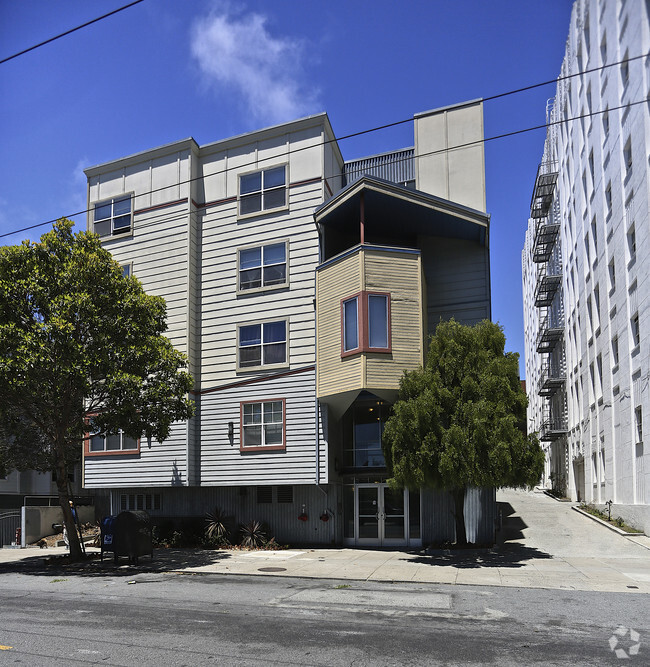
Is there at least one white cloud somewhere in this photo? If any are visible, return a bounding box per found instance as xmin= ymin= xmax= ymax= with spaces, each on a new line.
xmin=190 ymin=4 xmax=319 ymax=125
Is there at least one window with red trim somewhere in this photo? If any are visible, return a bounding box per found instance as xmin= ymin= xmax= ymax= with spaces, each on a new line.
xmin=341 ymin=291 xmax=391 ymax=357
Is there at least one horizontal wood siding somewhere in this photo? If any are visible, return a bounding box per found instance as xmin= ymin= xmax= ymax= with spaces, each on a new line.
xmin=420 ymin=237 xmax=490 ymax=331
xmin=83 ymin=420 xmax=189 ymax=488
xmin=108 ymin=483 xmax=339 ymax=544
xmin=316 ymin=253 xmax=363 ymax=397
xmin=199 ymin=181 xmax=321 ymax=386
xmin=364 ymin=250 xmax=424 ymax=389
xmin=200 ymin=368 xmax=327 ymax=485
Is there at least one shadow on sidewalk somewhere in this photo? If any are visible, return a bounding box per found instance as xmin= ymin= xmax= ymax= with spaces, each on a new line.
xmin=0 ymin=548 xmax=232 ymax=577
xmin=401 ymin=501 xmax=552 ymax=569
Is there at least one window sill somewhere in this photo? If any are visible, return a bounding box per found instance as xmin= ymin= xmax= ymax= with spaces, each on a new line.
xmin=237 ymin=204 xmax=289 ymax=222
xmin=85 ymin=449 xmax=140 ymax=458
xmin=341 ymin=347 xmax=392 ymax=359
xmin=236 ymin=283 xmax=289 ymax=297
xmin=236 ymin=363 xmax=290 ymax=374
xmin=240 ymin=444 xmax=286 ymax=453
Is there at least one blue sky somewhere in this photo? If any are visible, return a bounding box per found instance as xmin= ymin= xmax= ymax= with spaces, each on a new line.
xmin=0 ymin=0 xmax=574 ymax=373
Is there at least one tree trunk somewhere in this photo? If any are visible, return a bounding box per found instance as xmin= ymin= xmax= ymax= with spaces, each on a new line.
xmin=55 ymin=457 xmax=83 ymax=560
xmin=451 ymin=487 xmax=468 ymax=546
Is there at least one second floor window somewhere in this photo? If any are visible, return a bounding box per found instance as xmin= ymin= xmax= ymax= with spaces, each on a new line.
xmin=89 ymin=429 xmax=138 ymax=453
xmin=239 ymin=165 xmax=286 ymax=216
xmin=238 ymin=242 xmax=287 ymax=291
xmin=93 ymin=195 xmax=132 ymax=236
xmin=238 ymin=320 xmax=287 ymax=369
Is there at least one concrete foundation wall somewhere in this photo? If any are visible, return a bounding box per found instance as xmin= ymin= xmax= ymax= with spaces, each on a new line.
xmin=594 ymin=503 xmax=650 ymax=535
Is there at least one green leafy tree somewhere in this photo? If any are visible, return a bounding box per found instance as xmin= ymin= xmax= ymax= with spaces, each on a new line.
xmin=383 ymin=319 xmax=544 ymax=545
xmin=0 ymin=220 xmax=194 ymax=558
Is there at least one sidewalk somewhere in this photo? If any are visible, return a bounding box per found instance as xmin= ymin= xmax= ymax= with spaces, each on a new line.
xmin=2 ymin=490 xmax=649 ymax=593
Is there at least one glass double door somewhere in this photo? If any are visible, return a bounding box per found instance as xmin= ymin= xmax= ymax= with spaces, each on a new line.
xmin=356 ymin=484 xmax=407 ymax=546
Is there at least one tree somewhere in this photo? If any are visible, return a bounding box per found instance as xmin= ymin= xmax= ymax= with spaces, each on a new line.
xmin=382 ymin=319 xmax=544 ymax=545
xmin=0 ymin=220 xmax=194 ymax=558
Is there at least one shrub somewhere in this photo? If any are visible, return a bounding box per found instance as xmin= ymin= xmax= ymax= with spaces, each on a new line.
xmin=240 ymin=520 xmax=267 ymax=548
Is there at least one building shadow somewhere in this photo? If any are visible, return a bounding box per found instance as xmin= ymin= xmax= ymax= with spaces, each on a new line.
xmin=400 ymin=501 xmax=552 ymax=569
xmin=0 ymin=547 xmax=232 ymax=577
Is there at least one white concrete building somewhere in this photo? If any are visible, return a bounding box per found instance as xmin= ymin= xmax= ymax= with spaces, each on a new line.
xmin=84 ymin=101 xmax=495 ymax=546
xmin=522 ymin=0 xmax=650 ymax=531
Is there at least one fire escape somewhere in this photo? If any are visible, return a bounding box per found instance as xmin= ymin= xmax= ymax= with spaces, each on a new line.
xmin=531 ymin=164 xmax=568 ymax=441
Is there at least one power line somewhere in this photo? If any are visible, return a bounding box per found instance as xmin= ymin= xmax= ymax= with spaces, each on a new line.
xmin=1 ymin=52 xmax=647 ymax=239
xmin=0 ymin=0 xmax=146 ymax=65
xmin=2 ymin=95 xmax=645 ymax=241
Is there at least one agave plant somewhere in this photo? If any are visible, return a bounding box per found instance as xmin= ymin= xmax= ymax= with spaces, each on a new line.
xmin=205 ymin=507 xmax=230 ymax=543
xmin=240 ymin=520 xmax=267 ymax=548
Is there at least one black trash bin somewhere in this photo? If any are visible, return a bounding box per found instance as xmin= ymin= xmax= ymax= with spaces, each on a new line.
xmin=101 ymin=511 xmax=153 ymax=564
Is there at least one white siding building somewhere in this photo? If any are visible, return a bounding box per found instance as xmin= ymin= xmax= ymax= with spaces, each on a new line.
xmin=522 ymin=0 xmax=650 ymax=532
xmin=85 ymin=102 xmax=493 ymax=546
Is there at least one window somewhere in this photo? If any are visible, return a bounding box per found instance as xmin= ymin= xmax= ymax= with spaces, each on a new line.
xmin=93 ymin=195 xmax=132 ymax=236
xmin=342 ymin=400 xmax=389 ymax=468
xmin=631 ymin=312 xmax=640 ymax=347
xmin=239 ymin=165 xmax=286 ymax=216
xmin=120 ymin=493 xmax=161 ymax=511
xmin=605 ymin=182 xmax=612 ymax=217
xmin=612 ymin=336 xmax=619 ymax=366
xmin=256 ymin=486 xmax=272 ymax=504
xmin=596 ymin=354 xmax=603 ymax=397
xmin=241 ymin=400 xmax=285 ymax=451
xmin=623 ymin=139 xmax=632 ymax=177
xmin=343 ymin=297 xmax=359 ymax=352
xmin=627 ymin=225 xmax=636 ymax=260
xmin=591 ymin=217 xmax=597 ymax=255
xmin=121 ymin=263 xmax=132 ymax=278
xmin=600 ymin=33 xmax=607 ymax=64
xmin=594 ymin=284 xmax=600 ymax=330
xmin=341 ymin=291 xmax=391 ymax=356
xmin=238 ymin=320 xmax=287 ymax=369
xmin=608 ymin=259 xmax=616 ymax=291
xmin=88 ymin=429 xmax=139 ymax=454
xmin=621 ymin=52 xmax=629 ymax=87
xmin=238 ymin=242 xmax=287 ymax=291
xmin=602 ymin=109 xmax=609 ymax=137
xmin=635 ymin=406 xmax=643 ymax=444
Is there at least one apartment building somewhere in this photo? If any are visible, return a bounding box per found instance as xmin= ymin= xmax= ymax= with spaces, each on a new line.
xmin=522 ymin=0 xmax=650 ymax=531
xmin=84 ymin=100 xmax=494 ymax=546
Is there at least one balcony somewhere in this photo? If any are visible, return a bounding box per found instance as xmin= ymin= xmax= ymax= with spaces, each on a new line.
xmin=540 ymin=417 xmax=569 ymax=441
xmin=530 ymin=169 xmax=558 ymax=220
xmin=534 ymin=270 xmax=562 ymax=308
xmin=532 ymin=220 xmax=560 ymax=263
xmin=536 ymin=314 xmax=564 ymax=353
xmin=538 ymin=363 xmax=566 ymax=397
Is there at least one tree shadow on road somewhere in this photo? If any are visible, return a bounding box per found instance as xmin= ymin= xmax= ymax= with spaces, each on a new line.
xmin=402 ymin=501 xmax=553 ymax=569
xmin=0 ymin=547 xmax=233 ymax=577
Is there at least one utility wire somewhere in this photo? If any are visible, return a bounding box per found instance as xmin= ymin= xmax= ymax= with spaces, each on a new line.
xmin=2 ymin=95 xmax=645 ymax=241
xmin=0 ymin=0 xmax=146 ymax=65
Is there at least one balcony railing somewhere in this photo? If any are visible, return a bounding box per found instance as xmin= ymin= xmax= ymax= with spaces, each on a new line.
xmin=538 ymin=364 xmax=566 ymax=397
xmin=536 ymin=314 xmax=564 ymax=353
xmin=530 ymin=169 xmax=558 ymax=220
xmin=534 ymin=271 xmax=562 ymax=308
xmin=540 ymin=417 xmax=569 ymax=441
xmin=532 ymin=220 xmax=560 ymax=263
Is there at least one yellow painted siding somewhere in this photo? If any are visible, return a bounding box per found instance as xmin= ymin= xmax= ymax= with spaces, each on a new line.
xmin=316 ymin=246 xmax=424 ymax=399
xmin=316 ymin=252 xmax=363 ymax=397
xmin=364 ymin=250 xmax=423 ymax=389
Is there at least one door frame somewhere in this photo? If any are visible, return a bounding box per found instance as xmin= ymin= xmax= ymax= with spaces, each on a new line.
xmin=348 ymin=483 xmax=421 ymax=547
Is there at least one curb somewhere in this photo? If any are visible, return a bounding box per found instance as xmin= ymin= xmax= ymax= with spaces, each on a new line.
xmin=572 ymin=506 xmax=645 ymax=538
xmin=543 ymin=490 xmax=573 ymax=502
